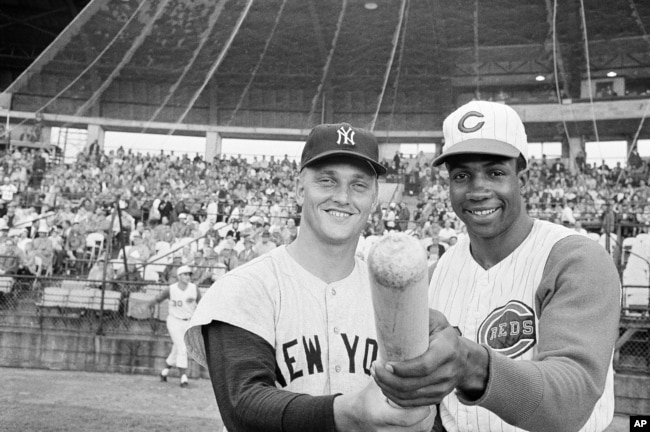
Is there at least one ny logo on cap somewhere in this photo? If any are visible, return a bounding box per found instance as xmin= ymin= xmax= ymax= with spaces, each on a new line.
xmin=458 ymin=111 xmax=485 ymax=133
xmin=336 ymin=126 xmax=356 ymax=145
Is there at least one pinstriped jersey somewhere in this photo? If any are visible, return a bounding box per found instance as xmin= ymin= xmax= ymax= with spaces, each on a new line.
xmin=185 ymin=246 xmax=378 ymax=397
xmin=430 ymin=220 xmax=615 ymax=432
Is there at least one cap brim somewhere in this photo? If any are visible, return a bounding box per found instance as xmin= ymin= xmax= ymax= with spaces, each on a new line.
xmin=432 ymin=139 xmax=522 ymax=166
xmin=302 ymin=150 xmax=387 ymax=176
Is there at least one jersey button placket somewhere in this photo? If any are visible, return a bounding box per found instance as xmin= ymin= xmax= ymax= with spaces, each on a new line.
xmin=327 ymin=283 xmax=344 ymax=388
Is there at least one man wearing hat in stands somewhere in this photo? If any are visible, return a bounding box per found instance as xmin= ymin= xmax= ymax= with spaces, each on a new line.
xmin=0 ymin=222 xmax=27 ymax=276
xmin=145 ymin=265 xmax=200 ymax=388
xmin=152 ymin=215 xmax=173 ymax=243
xmin=373 ymin=100 xmax=620 ymax=432
xmin=237 ymin=231 xmax=258 ymax=265
xmin=226 ymin=218 xmax=242 ymax=242
xmin=215 ymin=239 xmax=239 ymax=272
xmin=129 ymin=221 xmax=146 ymax=244
xmin=171 ymin=213 xmax=193 ymax=239
xmin=254 ymin=228 xmax=276 ymax=256
xmin=185 ymin=123 xmax=435 ymax=431
xmin=129 ymin=231 xmax=152 ymax=264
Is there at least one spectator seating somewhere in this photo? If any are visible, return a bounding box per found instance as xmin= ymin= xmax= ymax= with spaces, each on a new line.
xmin=36 ymin=280 xmax=120 ymax=312
xmin=85 ymin=232 xmax=105 ymax=263
xmin=127 ymin=291 xmax=158 ymax=320
xmin=0 ymin=276 xmax=13 ymax=294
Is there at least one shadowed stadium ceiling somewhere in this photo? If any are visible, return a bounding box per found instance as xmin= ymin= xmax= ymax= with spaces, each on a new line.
xmin=2 ymin=0 xmax=650 ymax=141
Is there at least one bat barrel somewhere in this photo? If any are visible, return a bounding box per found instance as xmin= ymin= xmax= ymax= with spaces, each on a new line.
xmin=368 ymin=233 xmax=430 ymax=363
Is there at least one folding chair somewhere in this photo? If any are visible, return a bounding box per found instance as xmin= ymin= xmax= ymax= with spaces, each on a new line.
xmin=85 ymin=232 xmax=106 ymax=264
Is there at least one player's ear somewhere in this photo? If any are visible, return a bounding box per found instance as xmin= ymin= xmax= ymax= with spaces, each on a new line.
xmin=518 ymin=168 xmax=530 ymax=191
xmin=371 ymin=178 xmax=379 ymax=208
xmin=295 ymin=174 xmax=305 ymax=206
xmin=516 ymin=156 xmax=529 ymax=191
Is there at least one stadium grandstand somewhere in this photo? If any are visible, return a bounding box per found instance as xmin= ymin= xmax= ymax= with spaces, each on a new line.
xmin=0 ymin=0 xmax=649 ymax=422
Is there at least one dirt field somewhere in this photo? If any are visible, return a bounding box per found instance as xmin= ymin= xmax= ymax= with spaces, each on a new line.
xmin=1 ymin=366 xmax=631 ymax=432
xmin=2 ymin=367 xmax=224 ymax=432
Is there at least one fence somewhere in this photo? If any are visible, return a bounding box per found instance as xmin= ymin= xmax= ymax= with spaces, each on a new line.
xmin=0 ymin=274 xmax=211 ymax=337
xmin=1 ymin=223 xmax=650 ymax=375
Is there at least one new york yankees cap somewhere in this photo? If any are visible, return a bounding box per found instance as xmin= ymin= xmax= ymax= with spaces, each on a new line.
xmin=433 ymin=100 xmax=529 ymax=167
xmin=300 ymin=122 xmax=387 ymax=176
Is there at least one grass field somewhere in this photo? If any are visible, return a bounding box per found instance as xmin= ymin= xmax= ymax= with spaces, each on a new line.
xmin=2 ymin=367 xmax=224 ymax=432
xmin=2 ymin=366 xmax=631 ymax=432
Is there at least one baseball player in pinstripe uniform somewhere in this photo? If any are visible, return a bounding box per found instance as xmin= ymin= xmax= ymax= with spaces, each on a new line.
xmin=185 ymin=123 xmax=435 ymax=431
xmin=373 ymin=101 xmax=620 ymax=432
xmin=146 ymin=265 xmax=201 ymax=387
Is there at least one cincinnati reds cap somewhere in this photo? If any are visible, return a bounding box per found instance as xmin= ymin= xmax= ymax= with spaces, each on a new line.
xmin=433 ymin=100 xmax=528 ymax=167
xmin=300 ymin=122 xmax=387 ymax=176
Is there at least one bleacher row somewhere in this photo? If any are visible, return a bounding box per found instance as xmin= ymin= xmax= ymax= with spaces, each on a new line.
xmin=2 ymin=230 xmax=644 ymax=319
xmin=30 ymin=279 xmax=208 ymax=321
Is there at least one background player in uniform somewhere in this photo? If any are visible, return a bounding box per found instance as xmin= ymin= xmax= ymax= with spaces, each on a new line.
xmin=146 ymin=265 xmax=200 ymax=388
xmin=372 ymin=100 xmax=621 ymax=432
xmin=184 ymin=123 xmax=435 ymax=431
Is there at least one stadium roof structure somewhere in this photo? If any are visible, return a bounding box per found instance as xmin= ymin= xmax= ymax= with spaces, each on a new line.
xmin=2 ymin=0 xmax=650 ymax=143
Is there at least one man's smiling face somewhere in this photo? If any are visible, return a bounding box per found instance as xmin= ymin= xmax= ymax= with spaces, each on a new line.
xmin=296 ymin=156 xmax=377 ymax=246
xmin=446 ymin=154 xmax=526 ymax=241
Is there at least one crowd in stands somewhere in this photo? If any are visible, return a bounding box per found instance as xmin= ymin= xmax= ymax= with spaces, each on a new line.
xmin=0 ymin=143 xmax=648 ymax=295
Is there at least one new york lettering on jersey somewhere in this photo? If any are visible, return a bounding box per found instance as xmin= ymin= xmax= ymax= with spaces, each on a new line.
xmin=276 ymin=332 xmax=378 ymax=386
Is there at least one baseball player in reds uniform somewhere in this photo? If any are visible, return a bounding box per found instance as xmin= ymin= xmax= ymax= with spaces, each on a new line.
xmin=185 ymin=123 xmax=435 ymax=431
xmin=146 ymin=264 xmax=201 ymax=388
xmin=373 ymin=101 xmax=620 ymax=432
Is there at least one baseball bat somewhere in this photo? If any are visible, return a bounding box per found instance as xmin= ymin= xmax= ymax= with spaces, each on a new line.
xmin=368 ymin=233 xmax=430 ymax=364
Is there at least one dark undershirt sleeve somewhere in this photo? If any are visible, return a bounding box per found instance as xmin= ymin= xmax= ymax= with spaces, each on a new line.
xmin=201 ymin=321 xmax=339 ymax=432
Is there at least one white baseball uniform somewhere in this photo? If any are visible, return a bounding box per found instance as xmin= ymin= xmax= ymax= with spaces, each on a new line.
xmin=430 ymin=220 xmax=619 ymax=432
xmin=166 ymin=282 xmax=199 ymax=369
xmin=185 ymin=246 xmax=378 ymax=396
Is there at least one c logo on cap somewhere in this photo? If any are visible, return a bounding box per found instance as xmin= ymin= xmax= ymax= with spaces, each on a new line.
xmin=458 ymin=111 xmax=485 ymax=133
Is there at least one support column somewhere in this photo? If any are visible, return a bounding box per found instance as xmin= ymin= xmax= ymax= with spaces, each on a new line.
xmin=206 ymin=131 xmax=222 ymax=162
xmin=566 ymin=136 xmax=583 ymax=173
xmin=86 ymin=124 xmax=105 ymax=151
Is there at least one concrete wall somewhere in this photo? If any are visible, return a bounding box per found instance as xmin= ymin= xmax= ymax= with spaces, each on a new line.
xmin=0 ymin=327 xmax=207 ymax=379
xmin=614 ymin=373 xmax=650 ymax=415
xmin=1 ymin=317 xmax=648 ymax=416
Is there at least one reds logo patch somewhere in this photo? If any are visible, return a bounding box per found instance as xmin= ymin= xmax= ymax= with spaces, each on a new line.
xmin=477 ymin=300 xmax=536 ymax=358
xmin=457 ymin=111 xmax=485 ymax=133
